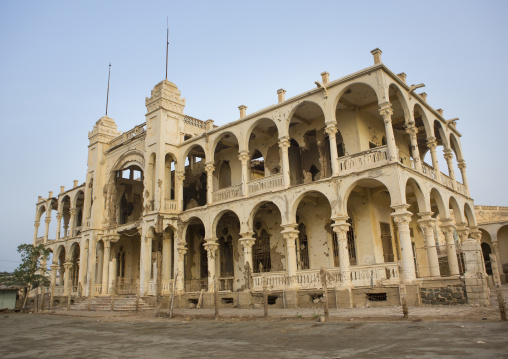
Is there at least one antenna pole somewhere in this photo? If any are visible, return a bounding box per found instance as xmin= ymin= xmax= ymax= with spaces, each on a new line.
xmin=106 ymin=63 xmax=111 ymax=116
xmin=165 ymin=17 xmax=169 ymax=80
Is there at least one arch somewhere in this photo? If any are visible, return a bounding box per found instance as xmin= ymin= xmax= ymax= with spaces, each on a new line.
xmin=388 ymin=82 xmax=410 ymax=122
xmin=248 ymin=200 xmax=285 ymax=229
xmin=342 ymin=177 xmax=395 ymax=214
xmin=218 ymin=161 xmax=232 ymax=189
xmin=433 ymin=120 xmax=449 ymax=149
xmin=332 ymin=81 xmax=384 ymax=113
xmin=449 ymin=133 xmax=463 ymax=161
xmin=111 ymin=149 xmax=145 ymax=175
xmin=244 ymin=117 xmax=280 ymax=150
xmin=449 ymin=196 xmax=464 ymax=224
xmin=497 ymin=224 xmax=508 ymax=239
xmin=480 ymin=242 xmax=493 ymax=275
xmin=290 ymin=189 xmax=332 ymax=223
xmin=54 ymin=245 xmax=66 ymax=263
xmin=212 ymin=131 xmax=240 ymax=158
xmin=429 ymin=187 xmax=449 ymax=219
xmin=181 ymin=216 xmax=206 ymax=242
xmin=412 ymin=103 xmax=432 ymax=140
xmin=212 ymin=208 xmax=242 ymax=232
xmin=464 ymin=203 xmax=477 ymax=227
xmin=404 ymin=177 xmax=427 ymax=213
xmin=181 ymin=143 xmax=207 ymax=166
xmin=286 ymin=100 xmax=326 ymax=128
xmin=164 ymin=153 xmax=177 ymax=201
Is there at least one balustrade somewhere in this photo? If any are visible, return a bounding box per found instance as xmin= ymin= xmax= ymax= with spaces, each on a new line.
xmin=337 ymin=146 xmax=389 ymax=174
xmin=183 ymin=115 xmax=206 ymax=129
xmin=94 ymin=284 xmax=102 ymax=295
xmin=164 ymin=199 xmax=178 ymax=212
xmin=109 ymin=123 xmax=146 ymax=148
xmin=184 ymin=278 xmax=208 ymax=292
xmin=212 ymin=184 xmax=242 ymax=203
xmin=248 ymin=173 xmax=284 ymax=195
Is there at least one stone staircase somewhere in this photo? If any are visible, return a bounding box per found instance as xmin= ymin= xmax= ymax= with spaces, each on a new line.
xmin=70 ymin=295 xmax=155 ymax=311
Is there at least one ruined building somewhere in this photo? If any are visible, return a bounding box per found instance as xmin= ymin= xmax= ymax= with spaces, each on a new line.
xmin=32 ymin=49 xmax=490 ymax=309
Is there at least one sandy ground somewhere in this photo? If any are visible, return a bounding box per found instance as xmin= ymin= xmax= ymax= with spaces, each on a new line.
xmin=0 ymin=285 xmax=506 ymax=358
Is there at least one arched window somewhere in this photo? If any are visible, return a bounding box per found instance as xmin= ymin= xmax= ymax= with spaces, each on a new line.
xmin=253 ymin=229 xmax=271 ymax=273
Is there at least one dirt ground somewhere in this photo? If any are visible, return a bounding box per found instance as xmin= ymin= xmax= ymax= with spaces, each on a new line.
xmin=0 ymin=313 xmax=507 ymax=358
xmin=0 ymin=285 xmax=506 ymax=358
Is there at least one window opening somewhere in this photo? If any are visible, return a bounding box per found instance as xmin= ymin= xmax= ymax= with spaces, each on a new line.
xmin=380 ymin=222 xmax=394 ymax=262
xmin=253 ymin=229 xmax=271 ymax=273
xmin=297 ymin=223 xmax=309 ymax=270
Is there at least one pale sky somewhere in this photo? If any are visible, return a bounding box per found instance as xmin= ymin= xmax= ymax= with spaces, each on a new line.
xmin=0 ymin=0 xmax=507 ymax=271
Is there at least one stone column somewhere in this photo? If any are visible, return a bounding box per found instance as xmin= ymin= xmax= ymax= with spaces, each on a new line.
xmin=332 ymin=216 xmax=352 ymax=286
xmin=139 ymin=234 xmax=152 ymax=296
xmin=33 ymin=221 xmax=40 ymax=244
xmin=418 ymin=214 xmax=440 ymax=277
xmin=162 ymin=231 xmax=172 ymax=281
xmin=204 ymin=163 xmax=215 ymax=205
xmin=456 ymin=225 xmax=470 ymax=244
xmin=108 ymin=256 xmax=117 ymax=294
xmin=427 ymin=139 xmax=442 ymax=182
xmin=325 ymin=125 xmax=340 ymax=176
xmin=176 ymin=171 xmax=185 ymax=211
xmin=176 ymin=242 xmax=187 ymax=293
xmin=281 ymin=225 xmax=299 ymax=284
xmin=55 ymin=213 xmax=63 ymax=240
xmin=278 ymin=137 xmax=291 ymax=188
xmin=63 ymin=261 xmax=73 ymax=297
xmin=87 ymin=236 xmax=97 ymax=297
xmin=238 ymin=151 xmax=250 ymax=197
xmin=379 ymin=102 xmax=398 ymax=162
xmin=457 ymin=160 xmax=470 ymax=196
xmin=391 ymin=207 xmax=416 ymax=281
xmin=491 ymin=241 xmax=506 ymax=283
xmin=406 ymin=122 xmax=422 ymax=172
xmin=102 ymin=240 xmax=111 ymax=295
xmin=203 ymin=238 xmax=219 ymax=292
xmin=44 ymin=216 xmax=51 ymax=244
xmin=239 ymin=233 xmax=256 ymax=271
xmin=68 ymin=207 xmax=76 ymax=237
xmin=440 ymin=220 xmax=460 ymax=276
xmin=443 ymin=149 xmax=457 ymax=189
xmin=79 ymin=240 xmax=89 ymax=294
xmin=50 ymin=264 xmax=58 ymax=308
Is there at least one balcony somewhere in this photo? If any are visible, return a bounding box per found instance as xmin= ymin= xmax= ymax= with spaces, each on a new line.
xmin=421 ymin=163 xmax=468 ymax=196
xmin=212 ymin=184 xmax=242 ymax=204
xmin=248 ymin=173 xmax=284 ymax=196
xmin=251 ymin=263 xmax=399 ymax=292
xmin=338 ymin=145 xmax=389 ymax=174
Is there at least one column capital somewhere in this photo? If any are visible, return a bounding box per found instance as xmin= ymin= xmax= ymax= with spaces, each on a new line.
xmin=238 ymin=150 xmax=250 ymax=163
xmin=56 ymin=213 xmax=63 ymax=221
xmin=417 ymin=212 xmax=435 ymax=227
xmin=238 ymin=233 xmax=256 ymax=249
xmin=443 ymin=149 xmax=454 ymax=160
xmin=457 ymin=160 xmax=466 ymax=170
xmin=470 ymin=230 xmax=482 ymax=241
xmin=324 ymin=125 xmax=338 ymax=136
xmin=34 ymin=220 xmax=40 ymax=227
xmin=63 ymin=261 xmax=74 ymax=269
xmin=177 ymin=244 xmax=188 ymax=256
xmin=379 ymin=102 xmax=393 ymax=122
xmin=405 ymin=123 xmax=418 ymax=137
xmin=204 ymin=162 xmax=215 ymax=174
xmin=278 ymin=136 xmax=291 ymax=149
xmin=331 ymin=215 xmax=350 ymax=236
xmin=492 ymin=241 xmax=499 ymax=250
xmin=69 ymin=207 xmax=76 ymax=215
xmin=455 ymin=227 xmax=470 ymax=242
xmin=44 ymin=217 xmax=52 ymax=224
xmin=50 ymin=264 xmax=59 ymax=271
xmin=176 ymin=171 xmax=185 ymax=183
xmin=391 ymin=207 xmax=413 ymax=225
xmin=426 ymin=138 xmax=437 ymax=150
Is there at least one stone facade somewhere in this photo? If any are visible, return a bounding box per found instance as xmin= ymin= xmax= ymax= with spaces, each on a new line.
xmin=31 ymin=49 xmax=490 ymax=309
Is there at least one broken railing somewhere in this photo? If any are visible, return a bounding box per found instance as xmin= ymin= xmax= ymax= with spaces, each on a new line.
xmin=251 ymin=263 xmax=399 ymax=291
xmin=184 ymin=279 xmax=208 ymax=292
xmin=421 ymin=162 xmax=468 ymax=196
xmin=212 ymin=184 xmax=242 ymax=203
xmin=108 ymin=123 xmax=146 ymax=149
xmin=163 ymin=199 xmax=178 ymax=213
xmin=337 ymin=145 xmax=389 ymax=174
xmin=248 ymin=173 xmax=284 ymax=196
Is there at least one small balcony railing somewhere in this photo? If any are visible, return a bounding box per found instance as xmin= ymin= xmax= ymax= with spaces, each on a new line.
xmin=212 ymin=184 xmax=242 ymax=203
xmin=248 ymin=173 xmax=284 ymax=196
xmin=163 ymin=199 xmax=178 ymax=213
xmin=338 ymin=146 xmax=389 ymax=174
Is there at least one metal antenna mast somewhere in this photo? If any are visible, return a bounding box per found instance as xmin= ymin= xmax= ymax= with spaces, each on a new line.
xmin=165 ymin=17 xmax=169 ymax=79
xmin=105 ymin=63 xmax=111 ymax=116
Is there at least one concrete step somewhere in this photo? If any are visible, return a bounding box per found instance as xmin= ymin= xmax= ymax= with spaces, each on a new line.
xmin=70 ymin=296 xmax=155 ymax=312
